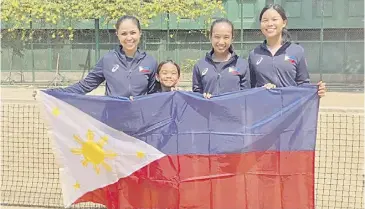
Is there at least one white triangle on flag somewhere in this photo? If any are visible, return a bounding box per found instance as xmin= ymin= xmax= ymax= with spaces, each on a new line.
xmin=39 ymin=92 xmax=166 ymax=207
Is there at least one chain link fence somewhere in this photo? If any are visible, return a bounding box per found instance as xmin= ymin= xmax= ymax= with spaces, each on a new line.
xmin=1 ymin=0 xmax=364 ymax=91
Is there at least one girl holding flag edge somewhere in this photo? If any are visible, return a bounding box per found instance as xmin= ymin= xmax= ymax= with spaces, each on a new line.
xmin=248 ymin=4 xmax=326 ymax=97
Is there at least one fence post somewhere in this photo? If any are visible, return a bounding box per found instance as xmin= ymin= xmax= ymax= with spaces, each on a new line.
xmin=30 ymin=20 xmax=35 ymax=83
xmin=166 ymin=12 xmax=170 ymax=56
xmin=48 ymin=34 xmax=52 ymax=72
xmin=319 ymin=0 xmax=324 ymax=81
xmin=240 ymin=0 xmax=244 ymax=56
xmin=95 ymin=18 xmax=100 ymax=63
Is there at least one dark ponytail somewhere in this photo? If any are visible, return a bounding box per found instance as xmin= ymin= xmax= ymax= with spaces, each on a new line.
xmin=259 ymin=4 xmax=291 ymax=44
xmin=281 ymin=27 xmax=291 ymax=43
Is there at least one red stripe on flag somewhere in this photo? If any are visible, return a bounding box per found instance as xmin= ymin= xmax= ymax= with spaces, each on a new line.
xmin=75 ymin=151 xmax=314 ymax=209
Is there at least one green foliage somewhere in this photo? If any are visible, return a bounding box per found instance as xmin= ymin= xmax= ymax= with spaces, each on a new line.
xmin=180 ymin=58 xmax=199 ymax=73
xmin=1 ymin=0 xmax=224 ymax=40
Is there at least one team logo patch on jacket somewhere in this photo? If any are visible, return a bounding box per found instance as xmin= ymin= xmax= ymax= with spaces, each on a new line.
xmin=139 ymin=66 xmax=151 ymax=73
xmin=285 ymin=55 xmax=296 ymax=64
xmin=228 ymin=67 xmax=240 ymax=75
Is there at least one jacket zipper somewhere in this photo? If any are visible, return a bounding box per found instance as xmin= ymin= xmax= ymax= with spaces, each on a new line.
xmin=127 ymin=55 xmax=144 ymax=97
xmin=264 ymin=47 xmax=279 ymax=85
xmin=210 ymin=56 xmax=236 ymax=94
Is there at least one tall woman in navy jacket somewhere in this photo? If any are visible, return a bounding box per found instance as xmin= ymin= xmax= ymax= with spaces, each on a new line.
xmin=192 ymin=18 xmax=251 ymax=98
xmin=248 ymin=4 xmax=326 ymax=97
xmin=47 ymin=15 xmax=158 ymax=97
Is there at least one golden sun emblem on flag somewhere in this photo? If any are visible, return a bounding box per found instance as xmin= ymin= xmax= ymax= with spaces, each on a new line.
xmin=71 ymin=130 xmax=117 ymax=174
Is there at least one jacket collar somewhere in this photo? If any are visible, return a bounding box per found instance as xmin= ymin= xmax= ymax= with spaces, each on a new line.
xmin=205 ymin=45 xmax=238 ymax=63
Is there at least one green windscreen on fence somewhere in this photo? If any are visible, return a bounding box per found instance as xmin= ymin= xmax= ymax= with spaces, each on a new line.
xmin=1 ymin=28 xmax=364 ymax=89
xmin=1 ymin=102 xmax=363 ymax=209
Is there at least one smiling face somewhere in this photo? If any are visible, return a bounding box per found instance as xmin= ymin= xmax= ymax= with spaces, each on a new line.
xmin=260 ymin=8 xmax=287 ymax=40
xmin=116 ymin=19 xmax=141 ymax=55
xmin=210 ymin=22 xmax=233 ymax=55
xmin=157 ymin=62 xmax=180 ymax=88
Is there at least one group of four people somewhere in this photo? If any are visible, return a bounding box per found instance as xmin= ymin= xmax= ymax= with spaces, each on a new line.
xmin=47 ymin=4 xmax=326 ymax=98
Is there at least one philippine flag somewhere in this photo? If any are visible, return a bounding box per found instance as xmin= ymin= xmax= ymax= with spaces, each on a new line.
xmin=228 ymin=67 xmax=240 ymax=75
xmin=39 ymin=86 xmax=319 ymax=209
xmin=139 ymin=66 xmax=151 ymax=73
xmin=285 ymin=55 xmax=296 ymax=64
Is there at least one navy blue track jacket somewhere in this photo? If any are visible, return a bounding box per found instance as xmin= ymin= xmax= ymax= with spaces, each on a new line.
xmin=192 ymin=48 xmax=251 ymax=95
xmin=248 ymin=41 xmax=310 ymax=88
xmin=48 ymin=46 xmax=158 ymax=97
